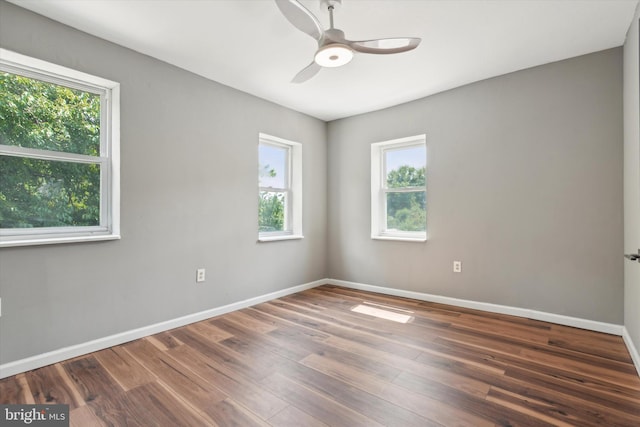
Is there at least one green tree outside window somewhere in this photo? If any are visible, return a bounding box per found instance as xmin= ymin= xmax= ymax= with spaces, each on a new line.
xmin=0 ymin=72 xmax=102 ymax=229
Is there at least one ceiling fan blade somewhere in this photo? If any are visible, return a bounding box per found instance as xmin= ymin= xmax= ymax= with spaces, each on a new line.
xmin=291 ymin=61 xmax=322 ymax=83
xmin=348 ymin=37 xmax=421 ymax=54
xmin=275 ymin=0 xmax=324 ymax=41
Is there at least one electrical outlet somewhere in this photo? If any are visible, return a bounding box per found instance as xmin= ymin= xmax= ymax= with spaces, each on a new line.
xmin=453 ymin=261 xmax=462 ymax=273
xmin=196 ymin=268 xmax=206 ymax=283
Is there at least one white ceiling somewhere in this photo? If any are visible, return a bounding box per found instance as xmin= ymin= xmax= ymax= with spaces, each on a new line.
xmin=7 ymin=0 xmax=639 ymax=121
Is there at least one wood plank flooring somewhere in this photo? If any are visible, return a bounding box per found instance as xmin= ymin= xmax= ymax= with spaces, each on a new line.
xmin=1 ymin=284 xmax=639 ymax=426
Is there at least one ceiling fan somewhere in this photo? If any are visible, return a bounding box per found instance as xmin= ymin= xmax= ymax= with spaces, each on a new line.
xmin=275 ymin=0 xmax=421 ymax=83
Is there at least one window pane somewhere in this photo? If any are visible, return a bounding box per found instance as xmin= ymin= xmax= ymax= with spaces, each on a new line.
xmin=259 ymin=191 xmax=286 ymax=232
xmin=0 ymin=155 xmax=100 ymax=228
xmin=258 ymin=144 xmax=287 ymax=188
xmin=385 ymin=145 xmax=426 ymax=188
xmin=0 ymin=72 xmax=101 ymax=156
xmin=386 ymin=191 xmax=426 ymax=232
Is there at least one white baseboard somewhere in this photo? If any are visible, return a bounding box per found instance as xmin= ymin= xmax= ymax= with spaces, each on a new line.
xmin=1 ymin=277 xmax=633 ymax=380
xmin=326 ymin=279 xmax=624 ymax=336
xmin=0 ymin=279 xmax=327 ymax=380
xmin=622 ymin=327 xmax=640 ymax=376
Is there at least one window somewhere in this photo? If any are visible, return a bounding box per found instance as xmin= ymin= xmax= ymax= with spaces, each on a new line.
xmin=0 ymin=49 xmax=120 ymax=247
xmin=258 ymin=133 xmax=302 ymax=241
xmin=371 ymin=135 xmax=426 ymax=241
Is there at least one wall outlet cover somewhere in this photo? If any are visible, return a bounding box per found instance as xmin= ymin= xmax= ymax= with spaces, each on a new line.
xmin=453 ymin=261 xmax=462 ymax=273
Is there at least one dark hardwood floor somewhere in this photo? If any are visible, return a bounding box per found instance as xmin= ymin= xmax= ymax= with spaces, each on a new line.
xmin=1 ymin=285 xmax=639 ymax=426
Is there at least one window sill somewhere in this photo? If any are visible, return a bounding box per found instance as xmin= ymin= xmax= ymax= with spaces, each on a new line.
xmin=0 ymin=234 xmax=121 ymax=248
xmin=372 ymin=235 xmax=427 ymax=243
xmin=258 ymin=234 xmax=304 ymax=243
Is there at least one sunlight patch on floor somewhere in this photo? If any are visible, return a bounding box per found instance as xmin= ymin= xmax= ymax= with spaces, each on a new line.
xmin=351 ymin=302 xmax=413 ymax=323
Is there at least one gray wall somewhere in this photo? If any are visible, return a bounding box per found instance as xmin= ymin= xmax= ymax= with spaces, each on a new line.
xmin=624 ymin=6 xmax=640 ymax=359
xmin=327 ymin=48 xmax=624 ymax=324
xmin=0 ymin=0 xmax=627 ymax=367
xmin=0 ymin=1 xmax=327 ymax=364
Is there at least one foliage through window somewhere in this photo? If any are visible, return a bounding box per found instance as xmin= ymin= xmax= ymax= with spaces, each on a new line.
xmin=259 ymin=143 xmax=288 ymax=232
xmin=371 ymin=135 xmax=426 ymax=241
xmin=0 ymin=49 xmax=120 ymax=247
xmin=258 ymin=134 xmax=302 ymax=241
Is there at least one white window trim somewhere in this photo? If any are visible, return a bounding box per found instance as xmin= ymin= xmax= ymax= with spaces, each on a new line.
xmin=371 ymin=134 xmax=427 ymax=242
xmin=0 ymin=49 xmax=120 ymax=247
xmin=258 ymin=133 xmax=303 ymax=242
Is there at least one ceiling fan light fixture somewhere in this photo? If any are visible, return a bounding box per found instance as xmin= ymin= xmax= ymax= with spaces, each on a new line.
xmin=314 ymin=43 xmax=353 ymax=67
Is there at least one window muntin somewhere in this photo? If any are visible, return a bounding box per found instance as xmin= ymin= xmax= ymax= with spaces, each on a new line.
xmin=372 ymin=135 xmax=426 ymax=241
xmin=0 ymin=49 xmax=120 ymax=247
xmin=258 ymin=133 xmax=302 ymax=241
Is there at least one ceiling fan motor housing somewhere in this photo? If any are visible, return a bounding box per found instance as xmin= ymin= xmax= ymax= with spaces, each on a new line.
xmin=323 ymin=28 xmax=347 ymax=44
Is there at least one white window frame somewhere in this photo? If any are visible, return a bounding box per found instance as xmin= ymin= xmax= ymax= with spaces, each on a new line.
xmin=258 ymin=133 xmax=302 ymax=242
xmin=0 ymin=49 xmax=120 ymax=247
xmin=371 ymin=134 xmax=427 ymax=242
